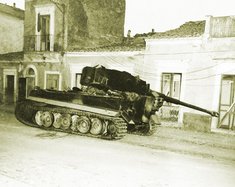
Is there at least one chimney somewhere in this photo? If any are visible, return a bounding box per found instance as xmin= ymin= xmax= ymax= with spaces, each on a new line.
xmin=127 ymin=30 xmax=131 ymax=38
xmin=204 ymin=15 xmax=212 ymax=40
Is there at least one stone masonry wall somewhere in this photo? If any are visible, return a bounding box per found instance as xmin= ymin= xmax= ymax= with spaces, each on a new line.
xmin=67 ymin=0 xmax=125 ymax=50
xmin=24 ymin=0 xmax=125 ymax=51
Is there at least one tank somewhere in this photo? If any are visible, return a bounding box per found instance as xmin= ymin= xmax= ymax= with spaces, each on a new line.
xmin=15 ymin=66 xmax=219 ymax=140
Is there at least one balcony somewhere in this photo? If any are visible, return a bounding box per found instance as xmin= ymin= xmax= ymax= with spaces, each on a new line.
xmin=24 ymin=34 xmax=58 ymax=52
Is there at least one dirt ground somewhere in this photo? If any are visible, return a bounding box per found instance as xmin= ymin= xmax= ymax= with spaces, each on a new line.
xmin=1 ymin=104 xmax=235 ymax=162
xmin=1 ymin=110 xmax=235 ymax=187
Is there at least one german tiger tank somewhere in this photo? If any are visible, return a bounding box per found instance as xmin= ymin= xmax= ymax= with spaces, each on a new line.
xmin=15 ymin=66 xmax=219 ymax=140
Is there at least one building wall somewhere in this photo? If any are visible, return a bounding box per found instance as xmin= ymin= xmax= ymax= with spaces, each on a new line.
xmin=23 ymin=51 xmax=143 ymax=93
xmin=0 ymin=12 xmax=24 ymax=54
xmin=23 ymin=52 xmax=65 ymax=90
xmin=144 ymin=16 xmax=235 ymax=129
xmin=24 ymin=0 xmax=64 ymax=52
xmin=67 ymin=0 xmax=125 ymax=50
xmin=0 ymin=4 xmax=24 ymax=103
xmin=24 ymin=0 xmax=125 ymax=52
xmin=64 ymin=51 xmax=143 ymax=89
xmin=0 ymin=62 xmax=19 ymax=103
xmin=209 ymin=16 xmax=235 ymax=38
xmin=22 ymin=0 xmax=128 ymax=107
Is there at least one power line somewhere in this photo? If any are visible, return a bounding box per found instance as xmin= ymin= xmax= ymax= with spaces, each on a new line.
xmin=143 ymin=49 xmax=235 ymax=55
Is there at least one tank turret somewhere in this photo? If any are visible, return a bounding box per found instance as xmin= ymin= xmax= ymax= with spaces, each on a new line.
xmin=15 ymin=66 xmax=219 ymax=140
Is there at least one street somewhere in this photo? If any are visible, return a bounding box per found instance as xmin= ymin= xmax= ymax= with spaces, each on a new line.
xmin=0 ymin=112 xmax=235 ymax=187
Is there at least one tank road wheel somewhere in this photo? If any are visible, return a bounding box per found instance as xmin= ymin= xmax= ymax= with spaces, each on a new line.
xmin=53 ymin=113 xmax=62 ymax=129
xmin=41 ymin=111 xmax=54 ymax=128
xmin=35 ymin=111 xmax=44 ymax=126
xmin=71 ymin=115 xmax=79 ymax=132
xmin=61 ymin=114 xmax=71 ymax=130
xmin=90 ymin=118 xmax=104 ymax=135
xmin=76 ymin=116 xmax=91 ymax=134
xmin=107 ymin=123 xmax=117 ymax=134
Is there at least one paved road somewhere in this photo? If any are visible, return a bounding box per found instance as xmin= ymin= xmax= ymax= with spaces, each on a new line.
xmin=0 ymin=115 xmax=235 ymax=187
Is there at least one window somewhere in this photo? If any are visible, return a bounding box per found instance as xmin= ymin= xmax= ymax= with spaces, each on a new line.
xmin=46 ymin=74 xmax=59 ymax=90
xmin=35 ymin=5 xmax=55 ymax=51
xmin=44 ymin=71 xmax=61 ymax=90
xmin=38 ymin=15 xmax=51 ymax=51
xmin=161 ymin=73 xmax=182 ymax=101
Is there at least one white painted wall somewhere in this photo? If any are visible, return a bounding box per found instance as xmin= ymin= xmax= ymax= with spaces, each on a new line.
xmin=145 ymin=34 xmax=235 ymax=129
xmin=64 ymin=51 xmax=144 ymax=89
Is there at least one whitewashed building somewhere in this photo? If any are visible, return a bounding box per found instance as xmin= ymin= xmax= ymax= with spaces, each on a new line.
xmin=144 ymin=16 xmax=235 ymax=131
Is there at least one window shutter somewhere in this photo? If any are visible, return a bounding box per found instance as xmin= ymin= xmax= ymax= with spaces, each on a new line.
xmin=37 ymin=13 xmax=41 ymax=32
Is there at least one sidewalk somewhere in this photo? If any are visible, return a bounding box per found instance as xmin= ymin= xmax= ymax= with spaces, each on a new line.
xmin=140 ymin=126 xmax=235 ymax=161
xmin=123 ymin=120 xmax=235 ymax=162
xmin=1 ymin=103 xmax=235 ymax=161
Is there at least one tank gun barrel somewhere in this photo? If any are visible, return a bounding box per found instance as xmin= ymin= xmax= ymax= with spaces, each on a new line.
xmin=152 ymin=91 xmax=219 ymax=117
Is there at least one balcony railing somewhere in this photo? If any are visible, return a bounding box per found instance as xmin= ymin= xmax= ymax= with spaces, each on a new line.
xmin=24 ymin=35 xmax=61 ymax=52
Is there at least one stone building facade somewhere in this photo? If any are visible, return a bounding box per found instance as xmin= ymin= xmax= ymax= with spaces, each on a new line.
xmin=22 ymin=0 xmax=144 ymax=97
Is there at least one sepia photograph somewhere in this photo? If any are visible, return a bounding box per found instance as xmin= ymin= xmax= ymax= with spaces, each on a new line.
xmin=0 ymin=0 xmax=235 ymax=186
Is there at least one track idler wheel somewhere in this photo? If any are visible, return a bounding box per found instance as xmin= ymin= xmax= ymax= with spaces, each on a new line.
xmin=90 ymin=118 xmax=105 ymax=135
xmin=76 ymin=116 xmax=91 ymax=134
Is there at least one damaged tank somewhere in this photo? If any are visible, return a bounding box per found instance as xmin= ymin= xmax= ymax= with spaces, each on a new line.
xmin=15 ymin=66 xmax=219 ymax=140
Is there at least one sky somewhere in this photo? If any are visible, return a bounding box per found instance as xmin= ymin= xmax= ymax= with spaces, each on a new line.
xmin=1 ymin=0 xmax=234 ymax=35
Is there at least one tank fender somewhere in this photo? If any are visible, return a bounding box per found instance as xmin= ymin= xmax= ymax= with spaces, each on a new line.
xmin=121 ymin=111 xmax=135 ymax=124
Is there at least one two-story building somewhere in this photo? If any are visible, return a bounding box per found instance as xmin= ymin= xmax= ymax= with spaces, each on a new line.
xmin=0 ymin=3 xmax=24 ymax=104
xmin=22 ymin=0 xmax=145 ymax=97
xmin=144 ymin=16 xmax=235 ymax=132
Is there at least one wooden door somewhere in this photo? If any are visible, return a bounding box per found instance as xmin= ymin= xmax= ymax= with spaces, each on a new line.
xmin=219 ymin=75 xmax=235 ymax=130
xmin=6 ymin=75 xmax=14 ymax=103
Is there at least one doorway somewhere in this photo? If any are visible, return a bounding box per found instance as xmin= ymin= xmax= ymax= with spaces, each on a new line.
xmin=39 ymin=15 xmax=50 ymax=51
xmin=219 ymin=75 xmax=235 ymax=130
xmin=5 ymin=75 xmax=15 ymax=104
xmin=3 ymin=69 xmax=17 ymax=104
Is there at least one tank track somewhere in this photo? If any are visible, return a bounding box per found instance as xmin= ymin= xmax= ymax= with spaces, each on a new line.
xmin=141 ymin=122 xmax=158 ymax=136
xmin=15 ymin=100 xmax=127 ymax=140
xmin=127 ymin=122 xmax=158 ymax=136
